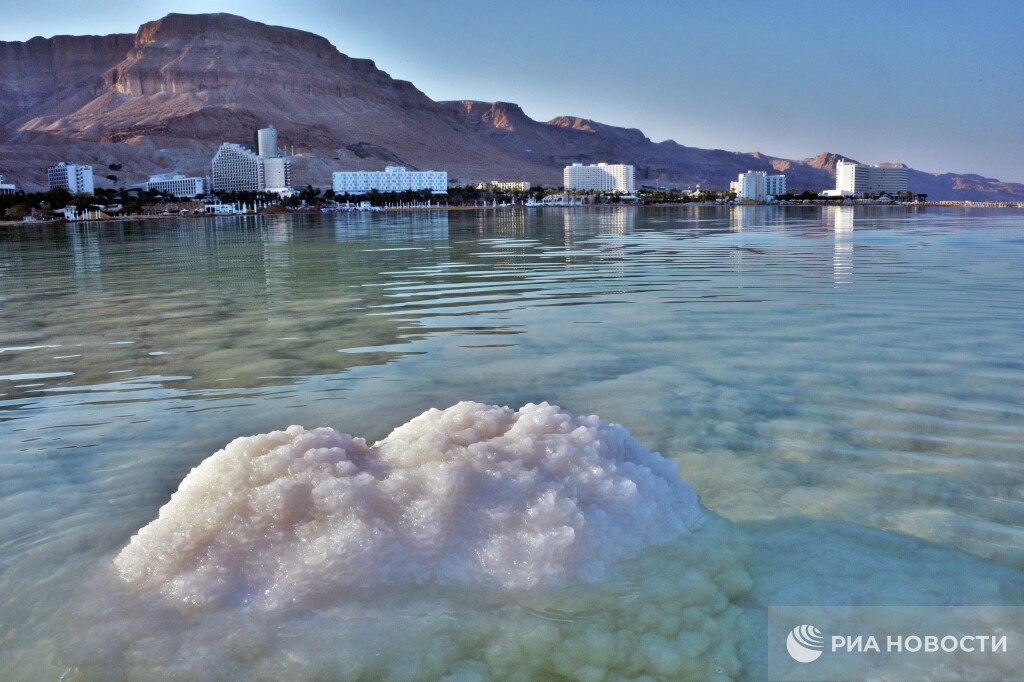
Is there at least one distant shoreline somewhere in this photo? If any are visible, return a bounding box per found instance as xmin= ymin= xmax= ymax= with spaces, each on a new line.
xmin=2 ymin=201 xmax=1021 ymax=228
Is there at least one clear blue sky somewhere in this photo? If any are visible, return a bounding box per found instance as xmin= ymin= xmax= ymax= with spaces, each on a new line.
xmin=2 ymin=0 xmax=1022 ymax=182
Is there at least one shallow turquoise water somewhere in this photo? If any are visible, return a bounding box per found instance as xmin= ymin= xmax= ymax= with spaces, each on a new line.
xmin=1 ymin=206 xmax=1022 ymax=679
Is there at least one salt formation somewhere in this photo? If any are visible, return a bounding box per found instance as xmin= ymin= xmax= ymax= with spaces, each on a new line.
xmin=87 ymin=402 xmax=752 ymax=680
xmin=115 ymin=401 xmax=704 ymax=607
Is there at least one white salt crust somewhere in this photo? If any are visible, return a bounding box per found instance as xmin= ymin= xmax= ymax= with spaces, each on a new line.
xmin=114 ymin=401 xmax=705 ymax=608
xmin=65 ymin=402 xmax=752 ymax=680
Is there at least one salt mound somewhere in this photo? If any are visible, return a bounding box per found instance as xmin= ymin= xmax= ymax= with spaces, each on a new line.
xmin=66 ymin=403 xmax=751 ymax=679
xmin=114 ymin=401 xmax=704 ymax=609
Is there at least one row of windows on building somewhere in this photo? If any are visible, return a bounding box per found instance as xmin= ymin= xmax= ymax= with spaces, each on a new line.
xmin=828 ymin=160 xmax=909 ymax=197
xmin=563 ymin=163 xmax=636 ymax=194
xmin=730 ymin=171 xmax=787 ymax=201
xmin=332 ymin=167 xmax=448 ymax=194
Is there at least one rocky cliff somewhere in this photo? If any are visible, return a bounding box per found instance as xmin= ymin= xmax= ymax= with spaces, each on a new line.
xmin=1 ymin=13 xmax=1021 ymax=201
xmin=0 ymin=33 xmax=134 ymax=127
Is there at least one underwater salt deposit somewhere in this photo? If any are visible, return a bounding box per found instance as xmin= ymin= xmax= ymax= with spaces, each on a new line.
xmin=59 ymin=402 xmax=751 ymax=679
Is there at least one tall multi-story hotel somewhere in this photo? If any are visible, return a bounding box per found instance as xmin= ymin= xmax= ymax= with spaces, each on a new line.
xmin=262 ymin=157 xmax=292 ymax=193
xmin=211 ymin=126 xmax=292 ymax=193
xmin=729 ymin=170 xmax=787 ymax=201
xmin=212 ymin=143 xmax=264 ymax=192
xmin=834 ymin=160 xmax=908 ymax=196
xmin=145 ymin=173 xmax=210 ymax=198
xmin=332 ymin=166 xmax=448 ymax=195
xmin=563 ymin=163 xmax=635 ymax=193
xmin=257 ymin=126 xmax=279 ymax=158
xmin=47 ymin=162 xmax=94 ymax=194
xmin=0 ymin=175 xmax=16 ymax=195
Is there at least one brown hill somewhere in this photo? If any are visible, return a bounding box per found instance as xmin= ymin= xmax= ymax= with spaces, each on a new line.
xmin=444 ymin=101 xmax=839 ymax=191
xmin=3 ymin=13 xmax=550 ymax=187
xmin=1 ymin=12 xmax=1021 ymax=201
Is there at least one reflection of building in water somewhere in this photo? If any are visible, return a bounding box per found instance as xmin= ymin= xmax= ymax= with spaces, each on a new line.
xmin=730 ymin=204 xmax=800 ymax=233
xmin=730 ymin=206 xmax=749 ymax=232
xmin=267 ymin=220 xmax=293 ymax=243
xmin=472 ymin=208 xmax=527 ymax=237
xmin=67 ymin=224 xmax=103 ymax=294
xmin=154 ymin=217 xmax=276 ymax=296
xmin=828 ymin=205 xmax=854 ymax=285
xmin=333 ymin=210 xmax=449 ymax=243
xmin=561 ymin=207 xmax=635 ymax=237
xmin=263 ymin=218 xmax=295 ymax=298
xmin=560 ymin=207 xmax=634 ymax=273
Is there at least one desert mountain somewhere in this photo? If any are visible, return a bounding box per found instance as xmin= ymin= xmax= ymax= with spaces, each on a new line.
xmin=1 ymin=12 xmax=1021 ymax=201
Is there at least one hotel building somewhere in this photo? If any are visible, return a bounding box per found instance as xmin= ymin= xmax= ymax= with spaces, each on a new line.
xmin=211 ymin=126 xmax=293 ymax=193
xmin=47 ymin=162 xmax=94 ymax=194
xmin=476 ymin=181 xmax=532 ymax=192
xmin=332 ymin=166 xmax=448 ymax=195
xmin=563 ymin=163 xmax=635 ymax=193
xmin=257 ymin=126 xmax=279 ymax=158
xmin=834 ymin=160 xmax=908 ymax=196
xmin=262 ymin=157 xmax=292 ymax=193
xmin=729 ymin=170 xmax=787 ymax=201
xmin=145 ymin=174 xmax=209 ymax=198
xmin=0 ymin=175 xmax=16 ymax=195
xmin=212 ymin=143 xmax=266 ymax=192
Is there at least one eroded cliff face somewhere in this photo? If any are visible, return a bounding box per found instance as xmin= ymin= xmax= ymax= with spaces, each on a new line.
xmin=25 ymin=11 xmax=441 ymax=144
xmin=0 ymin=33 xmax=133 ymax=125
xmin=2 ymin=13 xmax=550 ymax=184
xmin=106 ymin=13 xmax=426 ymax=103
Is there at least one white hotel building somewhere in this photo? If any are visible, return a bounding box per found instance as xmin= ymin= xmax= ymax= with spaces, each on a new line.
xmin=211 ymin=126 xmax=293 ymax=194
xmin=212 ymin=143 xmax=264 ymax=192
xmin=729 ymin=170 xmax=787 ymax=201
xmin=476 ymin=180 xmax=532 ymax=192
xmin=262 ymin=157 xmax=292 ymax=193
xmin=145 ymin=174 xmax=209 ymax=198
xmin=563 ymin=163 xmax=635 ymax=194
xmin=0 ymin=175 xmax=16 ymax=195
xmin=47 ymin=162 xmax=94 ymax=194
xmin=332 ymin=166 xmax=448 ymax=195
xmin=833 ymin=160 xmax=908 ymax=197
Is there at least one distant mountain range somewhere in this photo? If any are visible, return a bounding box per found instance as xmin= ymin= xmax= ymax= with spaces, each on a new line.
xmin=1 ymin=12 xmax=1022 ymax=201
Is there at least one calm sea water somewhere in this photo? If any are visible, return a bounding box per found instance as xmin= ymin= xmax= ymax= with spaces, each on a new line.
xmin=1 ymin=206 xmax=1022 ymax=679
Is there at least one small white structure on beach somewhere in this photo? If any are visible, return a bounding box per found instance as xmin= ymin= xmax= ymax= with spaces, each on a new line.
xmin=204 ymin=202 xmax=249 ymax=215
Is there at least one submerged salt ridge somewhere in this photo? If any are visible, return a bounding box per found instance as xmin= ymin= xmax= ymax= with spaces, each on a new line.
xmin=115 ymin=401 xmax=705 ymax=609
